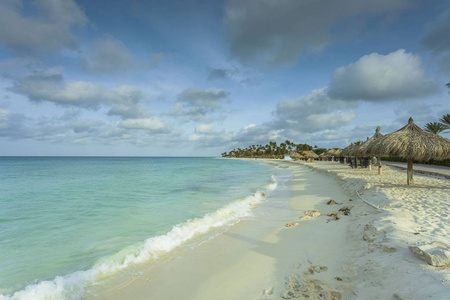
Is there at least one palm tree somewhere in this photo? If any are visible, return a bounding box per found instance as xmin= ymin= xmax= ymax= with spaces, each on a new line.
xmin=439 ymin=114 xmax=450 ymax=129
xmin=424 ymin=122 xmax=448 ymax=134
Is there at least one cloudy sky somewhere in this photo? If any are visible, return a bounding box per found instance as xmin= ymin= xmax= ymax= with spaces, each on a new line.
xmin=0 ymin=0 xmax=449 ymax=156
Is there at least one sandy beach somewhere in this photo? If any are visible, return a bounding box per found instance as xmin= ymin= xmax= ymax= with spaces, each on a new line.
xmin=88 ymin=160 xmax=449 ymax=300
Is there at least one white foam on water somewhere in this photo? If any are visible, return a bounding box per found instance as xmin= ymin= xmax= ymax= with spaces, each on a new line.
xmin=1 ymin=176 xmax=279 ymax=300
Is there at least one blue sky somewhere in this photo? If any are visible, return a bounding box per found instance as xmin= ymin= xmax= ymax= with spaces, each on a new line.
xmin=0 ymin=0 xmax=449 ymax=156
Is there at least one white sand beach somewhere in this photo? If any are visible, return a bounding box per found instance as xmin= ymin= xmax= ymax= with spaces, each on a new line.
xmin=88 ymin=160 xmax=449 ymax=300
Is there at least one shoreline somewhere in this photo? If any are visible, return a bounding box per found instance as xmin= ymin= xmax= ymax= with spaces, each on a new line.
xmin=90 ymin=160 xmax=449 ymax=299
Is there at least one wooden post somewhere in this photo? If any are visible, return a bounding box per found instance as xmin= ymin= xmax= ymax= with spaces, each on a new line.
xmin=377 ymin=157 xmax=382 ymax=175
xmin=407 ymin=158 xmax=414 ymax=185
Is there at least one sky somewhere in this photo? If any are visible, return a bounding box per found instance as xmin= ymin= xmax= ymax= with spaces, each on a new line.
xmin=0 ymin=0 xmax=449 ymax=156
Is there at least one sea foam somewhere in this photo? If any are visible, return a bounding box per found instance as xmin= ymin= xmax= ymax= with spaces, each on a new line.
xmin=0 ymin=177 xmax=278 ymax=300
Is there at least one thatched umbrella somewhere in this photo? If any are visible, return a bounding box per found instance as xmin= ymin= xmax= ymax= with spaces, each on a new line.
xmin=302 ymin=151 xmax=319 ymax=160
xmin=290 ymin=152 xmax=302 ymax=160
xmin=342 ymin=143 xmax=356 ymax=156
xmin=352 ymin=126 xmax=384 ymax=157
xmin=333 ymin=149 xmax=343 ymax=156
xmin=326 ymin=149 xmax=337 ymax=156
xmin=365 ymin=118 xmax=450 ymax=185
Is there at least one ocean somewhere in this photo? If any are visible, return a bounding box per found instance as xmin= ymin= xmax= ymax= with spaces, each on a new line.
xmin=0 ymin=157 xmax=290 ymax=299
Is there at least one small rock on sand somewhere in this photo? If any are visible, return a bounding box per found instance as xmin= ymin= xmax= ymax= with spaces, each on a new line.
xmin=409 ymin=242 xmax=450 ymax=267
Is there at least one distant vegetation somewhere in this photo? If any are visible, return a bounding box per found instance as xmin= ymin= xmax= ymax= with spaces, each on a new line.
xmin=221 ymin=140 xmax=329 ymax=159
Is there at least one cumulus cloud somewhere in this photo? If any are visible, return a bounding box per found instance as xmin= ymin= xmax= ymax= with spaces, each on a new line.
xmin=0 ymin=0 xmax=88 ymax=53
xmin=225 ymin=0 xmax=410 ymax=67
xmin=195 ymin=124 xmax=214 ymax=134
xmin=11 ymin=69 xmax=106 ymax=108
xmin=169 ymin=87 xmax=230 ymax=122
xmin=178 ymin=88 xmax=230 ymax=108
xmin=275 ymin=88 xmax=356 ymax=131
xmin=118 ymin=117 xmax=169 ymax=133
xmin=10 ymin=69 xmax=153 ymax=116
xmin=71 ymin=118 xmax=103 ymax=133
xmin=328 ymin=49 xmax=438 ymax=101
xmin=107 ymin=85 xmax=151 ymax=119
xmin=82 ymin=36 xmax=135 ymax=74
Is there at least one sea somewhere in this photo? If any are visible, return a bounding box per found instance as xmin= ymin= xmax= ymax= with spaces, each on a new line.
xmin=0 ymin=157 xmax=291 ymax=300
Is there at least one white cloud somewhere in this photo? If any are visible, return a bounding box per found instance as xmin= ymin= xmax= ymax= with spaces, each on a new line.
xmin=328 ymin=49 xmax=438 ymax=101
xmin=169 ymin=87 xmax=230 ymax=122
xmin=10 ymin=70 xmax=153 ymax=115
xmin=11 ymin=69 xmax=106 ymax=108
xmin=118 ymin=117 xmax=169 ymax=133
xmin=275 ymin=88 xmax=356 ymax=132
xmin=178 ymin=87 xmax=230 ymax=108
xmin=0 ymin=0 xmax=88 ymax=53
xmin=195 ymin=124 xmax=214 ymax=134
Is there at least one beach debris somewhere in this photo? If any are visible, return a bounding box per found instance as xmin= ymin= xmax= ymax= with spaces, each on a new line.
xmin=328 ymin=290 xmax=343 ymax=300
xmin=327 ymin=212 xmax=340 ymax=221
xmin=335 ymin=277 xmax=343 ymax=281
xmin=262 ymin=287 xmax=273 ymax=296
xmin=409 ymin=242 xmax=450 ymax=267
xmin=349 ymin=199 xmax=353 ymax=201
xmin=300 ymin=216 xmax=311 ymax=221
xmin=327 ymin=199 xmax=342 ymax=205
xmin=286 ymin=222 xmax=300 ymax=228
xmin=304 ymin=210 xmax=321 ymax=217
xmin=282 ymin=263 xmax=343 ymax=300
xmin=338 ymin=206 xmax=352 ymax=215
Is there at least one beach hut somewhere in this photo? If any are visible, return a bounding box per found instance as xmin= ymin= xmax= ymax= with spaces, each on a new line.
xmin=342 ymin=143 xmax=355 ymax=156
xmin=302 ymin=151 xmax=319 ymax=161
xmin=365 ymin=117 xmax=450 ymax=185
xmin=290 ymin=152 xmax=302 ymax=161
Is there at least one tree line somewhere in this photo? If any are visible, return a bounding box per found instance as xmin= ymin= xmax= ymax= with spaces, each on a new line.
xmin=221 ymin=140 xmax=329 ymax=159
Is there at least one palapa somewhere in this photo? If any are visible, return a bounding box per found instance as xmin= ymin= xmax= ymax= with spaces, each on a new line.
xmin=301 ymin=150 xmax=319 ymax=159
xmin=352 ymin=126 xmax=384 ymax=157
xmin=290 ymin=152 xmax=304 ymax=160
xmin=333 ymin=149 xmax=343 ymax=156
xmin=342 ymin=143 xmax=356 ymax=156
xmin=364 ymin=117 xmax=450 ymax=185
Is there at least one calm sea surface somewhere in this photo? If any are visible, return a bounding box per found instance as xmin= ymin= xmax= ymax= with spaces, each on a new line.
xmin=0 ymin=157 xmax=287 ymax=299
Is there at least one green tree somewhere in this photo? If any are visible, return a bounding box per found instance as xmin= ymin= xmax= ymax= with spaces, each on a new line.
xmin=424 ymin=122 xmax=448 ymax=134
xmin=439 ymin=114 xmax=450 ymax=129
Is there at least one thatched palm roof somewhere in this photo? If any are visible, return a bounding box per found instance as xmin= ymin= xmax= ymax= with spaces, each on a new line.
xmin=352 ymin=126 xmax=384 ymax=157
xmin=290 ymin=152 xmax=302 ymax=159
xmin=342 ymin=143 xmax=356 ymax=156
xmin=302 ymin=150 xmax=319 ymax=159
xmin=326 ymin=149 xmax=337 ymax=155
xmin=333 ymin=149 xmax=343 ymax=156
xmin=364 ymin=119 xmax=450 ymax=161
xmin=364 ymin=118 xmax=450 ymax=185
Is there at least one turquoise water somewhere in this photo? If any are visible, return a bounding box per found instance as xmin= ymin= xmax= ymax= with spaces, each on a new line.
xmin=0 ymin=157 xmax=282 ymax=299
